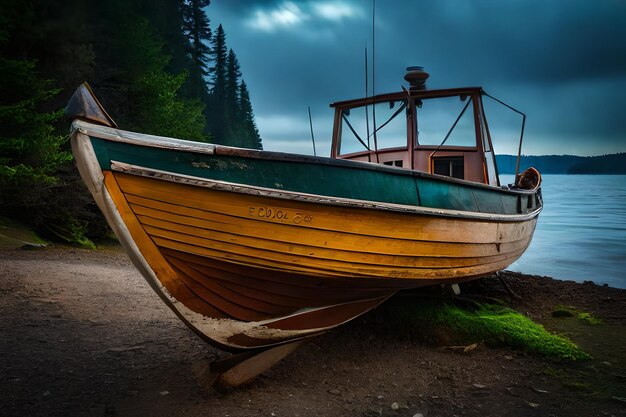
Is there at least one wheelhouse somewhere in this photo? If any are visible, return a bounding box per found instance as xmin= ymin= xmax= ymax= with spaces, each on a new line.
xmin=330 ymin=69 xmax=500 ymax=186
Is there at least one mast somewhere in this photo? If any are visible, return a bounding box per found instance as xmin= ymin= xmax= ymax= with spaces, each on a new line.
xmin=308 ymin=106 xmax=316 ymax=156
xmin=371 ymin=0 xmax=379 ymax=163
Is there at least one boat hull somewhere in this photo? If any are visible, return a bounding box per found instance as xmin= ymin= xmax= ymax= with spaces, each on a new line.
xmin=71 ymin=121 xmax=540 ymax=351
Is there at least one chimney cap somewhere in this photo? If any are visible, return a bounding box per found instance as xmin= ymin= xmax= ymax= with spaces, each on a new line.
xmin=404 ymin=66 xmax=429 ymax=91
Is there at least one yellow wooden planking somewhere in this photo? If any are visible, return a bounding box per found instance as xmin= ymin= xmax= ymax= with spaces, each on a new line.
xmin=115 ymin=173 xmax=532 ymax=244
xmin=138 ymin=214 xmax=529 ymax=270
xmin=150 ymin=232 xmax=527 ymax=280
xmin=117 ymin=173 xmax=535 ymax=249
xmin=161 ymin=247 xmax=380 ymax=292
xmin=177 ymin=259 xmax=324 ymax=309
xmin=163 ymin=248 xmax=398 ymax=299
xmin=128 ymin=196 xmax=531 ymax=259
xmin=111 ymin=172 xmax=536 ymax=281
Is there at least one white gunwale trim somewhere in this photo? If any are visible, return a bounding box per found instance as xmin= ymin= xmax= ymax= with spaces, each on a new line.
xmin=73 ymin=119 xmax=540 ymax=196
xmin=72 ymin=119 xmax=217 ymax=155
xmin=111 ymin=161 xmax=542 ymax=223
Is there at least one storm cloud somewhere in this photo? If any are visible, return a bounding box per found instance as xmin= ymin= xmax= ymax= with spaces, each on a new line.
xmin=208 ymin=0 xmax=626 ymax=156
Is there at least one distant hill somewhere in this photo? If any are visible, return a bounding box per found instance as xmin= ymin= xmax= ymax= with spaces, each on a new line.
xmin=496 ymin=153 xmax=626 ymax=174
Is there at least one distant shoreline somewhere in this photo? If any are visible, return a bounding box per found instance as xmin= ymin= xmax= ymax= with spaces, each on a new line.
xmin=496 ymin=152 xmax=626 ymax=175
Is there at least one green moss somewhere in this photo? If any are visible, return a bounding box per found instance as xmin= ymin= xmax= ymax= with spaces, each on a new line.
xmin=576 ymin=312 xmax=602 ymax=325
xmin=552 ymin=304 xmax=601 ymax=325
xmin=386 ymin=299 xmax=590 ymax=361
xmin=552 ymin=305 xmax=576 ymax=317
xmin=449 ymin=305 xmax=589 ymax=360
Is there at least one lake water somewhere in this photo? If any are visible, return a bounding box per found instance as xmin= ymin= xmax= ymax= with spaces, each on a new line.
xmin=500 ymin=175 xmax=626 ymax=289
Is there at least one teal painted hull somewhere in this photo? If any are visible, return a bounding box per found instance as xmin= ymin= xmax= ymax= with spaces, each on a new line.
xmin=89 ymin=135 xmax=541 ymax=217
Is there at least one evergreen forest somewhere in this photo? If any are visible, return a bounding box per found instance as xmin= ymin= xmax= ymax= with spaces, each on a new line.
xmin=0 ymin=0 xmax=262 ymax=247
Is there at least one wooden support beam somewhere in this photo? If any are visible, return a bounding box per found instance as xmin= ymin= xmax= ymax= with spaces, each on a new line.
xmin=199 ymin=339 xmax=309 ymax=391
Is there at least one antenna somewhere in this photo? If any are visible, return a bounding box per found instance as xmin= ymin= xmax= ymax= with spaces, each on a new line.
xmin=371 ymin=0 xmax=379 ymax=163
xmin=308 ymin=106 xmax=317 ymax=156
xmin=364 ymin=46 xmax=371 ymax=162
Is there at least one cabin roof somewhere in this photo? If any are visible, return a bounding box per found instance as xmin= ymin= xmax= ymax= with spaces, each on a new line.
xmin=329 ymin=86 xmax=483 ymax=108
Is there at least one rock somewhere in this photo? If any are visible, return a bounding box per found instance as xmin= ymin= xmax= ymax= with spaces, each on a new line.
xmin=328 ymin=389 xmax=341 ymax=395
xmin=464 ymin=343 xmax=478 ymax=352
xmin=412 ymin=414 xmax=424 ymax=417
xmin=528 ymin=402 xmax=540 ymax=408
xmin=377 ymin=394 xmax=384 ymax=399
xmin=473 ymin=383 xmax=487 ymax=389
xmin=391 ymin=402 xmax=399 ymax=410
xmin=532 ymin=387 xmax=548 ymax=394
xmin=159 ymin=391 xmax=169 ymax=396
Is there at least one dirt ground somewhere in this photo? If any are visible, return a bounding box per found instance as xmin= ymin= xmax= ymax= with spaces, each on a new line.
xmin=1 ymin=245 xmax=625 ymax=417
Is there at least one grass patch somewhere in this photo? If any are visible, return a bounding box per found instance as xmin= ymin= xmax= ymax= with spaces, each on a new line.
xmin=385 ymin=298 xmax=590 ymax=361
xmin=0 ymin=217 xmax=48 ymax=249
xmin=44 ymin=221 xmax=95 ymax=249
xmin=576 ymin=312 xmax=602 ymax=325
xmin=552 ymin=305 xmax=601 ymax=325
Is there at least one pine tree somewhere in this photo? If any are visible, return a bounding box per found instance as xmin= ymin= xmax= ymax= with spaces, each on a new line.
xmin=225 ymin=49 xmax=241 ymax=113
xmin=0 ymin=58 xmax=69 ymax=201
xmin=209 ymin=24 xmax=227 ymax=100
xmin=224 ymin=48 xmax=241 ymax=144
xmin=206 ymin=24 xmax=228 ymax=143
xmin=181 ymin=0 xmax=212 ymax=76
xmin=180 ymin=0 xmax=212 ymax=99
xmin=238 ymin=80 xmax=262 ymax=150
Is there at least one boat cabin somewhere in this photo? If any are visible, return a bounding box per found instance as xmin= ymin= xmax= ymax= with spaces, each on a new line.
xmin=330 ymin=67 xmax=500 ymax=186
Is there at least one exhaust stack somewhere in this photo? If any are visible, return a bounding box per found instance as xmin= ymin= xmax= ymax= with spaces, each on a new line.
xmin=404 ymin=66 xmax=429 ymax=91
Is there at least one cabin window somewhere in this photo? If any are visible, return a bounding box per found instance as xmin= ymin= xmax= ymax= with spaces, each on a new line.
xmin=433 ymin=156 xmax=464 ymax=179
xmin=383 ymin=160 xmax=403 ymax=167
xmin=339 ymin=100 xmax=408 ymax=155
xmin=415 ymin=96 xmax=476 ymax=148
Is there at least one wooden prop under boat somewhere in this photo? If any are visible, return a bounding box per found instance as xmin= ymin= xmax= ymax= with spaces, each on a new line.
xmin=66 ymin=68 xmax=542 ymax=388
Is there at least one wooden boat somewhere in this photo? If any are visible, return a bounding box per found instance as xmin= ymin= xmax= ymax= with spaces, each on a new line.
xmin=67 ymin=68 xmax=542 ymax=387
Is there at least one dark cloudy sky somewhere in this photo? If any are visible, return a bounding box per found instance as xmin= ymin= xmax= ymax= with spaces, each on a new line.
xmin=208 ymin=0 xmax=626 ymax=156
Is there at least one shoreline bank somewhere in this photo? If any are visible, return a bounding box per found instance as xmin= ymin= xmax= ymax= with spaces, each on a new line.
xmin=1 ymin=246 xmax=624 ymax=417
